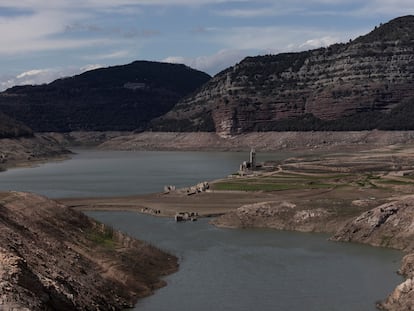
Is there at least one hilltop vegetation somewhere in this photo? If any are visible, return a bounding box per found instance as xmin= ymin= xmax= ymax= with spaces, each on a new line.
xmin=0 ymin=112 xmax=32 ymax=138
xmin=0 ymin=61 xmax=211 ymax=132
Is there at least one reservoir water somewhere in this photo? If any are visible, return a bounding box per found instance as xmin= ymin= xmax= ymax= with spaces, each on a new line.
xmin=0 ymin=149 xmax=256 ymax=198
xmin=0 ymin=149 xmax=403 ymax=310
xmin=88 ymin=212 xmax=402 ymax=311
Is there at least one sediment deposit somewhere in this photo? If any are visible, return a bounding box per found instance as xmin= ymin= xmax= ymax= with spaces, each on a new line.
xmin=96 ymin=130 xmax=414 ymax=151
xmin=0 ymin=134 xmax=70 ymax=170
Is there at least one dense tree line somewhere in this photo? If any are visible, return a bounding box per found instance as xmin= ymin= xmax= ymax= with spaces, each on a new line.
xmin=0 ymin=61 xmax=211 ymax=132
xmin=0 ymin=112 xmax=33 ymax=138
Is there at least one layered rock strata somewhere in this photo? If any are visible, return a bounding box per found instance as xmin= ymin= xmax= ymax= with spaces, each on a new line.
xmin=157 ymin=16 xmax=414 ymax=136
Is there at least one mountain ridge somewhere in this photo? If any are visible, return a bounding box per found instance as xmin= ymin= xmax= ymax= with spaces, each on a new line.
xmin=154 ymin=15 xmax=414 ymax=136
xmin=0 ymin=61 xmax=211 ymax=132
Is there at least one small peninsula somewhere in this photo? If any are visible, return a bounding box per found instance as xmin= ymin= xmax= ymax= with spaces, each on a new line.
xmin=0 ymin=192 xmax=178 ymax=310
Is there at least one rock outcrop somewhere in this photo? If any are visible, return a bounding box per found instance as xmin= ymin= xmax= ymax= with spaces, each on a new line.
xmin=156 ymin=16 xmax=414 ymax=136
xmin=331 ymin=197 xmax=414 ymax=311
xmin=0 ymin=192 xmax=178 ymax=310
xmin=331 ymin=197 xmax=414 ymax=250
xmin=211 ymin=201 xmax=343 ymax=233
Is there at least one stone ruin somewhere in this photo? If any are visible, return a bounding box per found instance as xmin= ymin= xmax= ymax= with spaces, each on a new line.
xmin=186 ymin=181 xmax=209 ymax=196
xmin=239 ymin=148 xmax=256 ymax=174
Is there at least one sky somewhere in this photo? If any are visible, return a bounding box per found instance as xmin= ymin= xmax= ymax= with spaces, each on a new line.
xmin=0 ymin=0 xmax=413 ymax=91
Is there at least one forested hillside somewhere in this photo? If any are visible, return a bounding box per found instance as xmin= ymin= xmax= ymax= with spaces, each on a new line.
xmin=0 ymin=61 xmax=211 ymax=132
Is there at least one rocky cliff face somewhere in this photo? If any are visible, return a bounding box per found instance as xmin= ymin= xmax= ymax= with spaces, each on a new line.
xmin=331 ymin=197 xmax=414 ymax=311
xmin=331 ymin=197 xmax=414 ymax=250
xmin=156 ymin=16 xmax=414 ymax=136
xmin=0 ymin=192 xmax=178 ymax=310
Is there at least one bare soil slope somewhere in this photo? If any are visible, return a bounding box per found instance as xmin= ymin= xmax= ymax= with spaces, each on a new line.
xmin=0 ymin=192 xmax=178 ymax=310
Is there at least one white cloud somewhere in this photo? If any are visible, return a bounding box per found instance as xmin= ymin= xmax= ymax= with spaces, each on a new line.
xmin=210 ymin=26 xmax=352 ymax=52
xmin=16 ymin=69 xmax=49 ymax=79
xmin=164 ymin=25 xmax=363 ymax=75
xmin=0 ymin=64 xmax=104 ymax=91
xmin=80 ymin=64 xmax=104 ymax=72
xmin=299 ymin=36 xmax=340 ymax=49
xmin=164 ymin=49 xmax=247 ymax=75
xmin=83 ymin=50 xmax=131 ymax=60
xmin=0 ymin=8 xmax=109 ymax=55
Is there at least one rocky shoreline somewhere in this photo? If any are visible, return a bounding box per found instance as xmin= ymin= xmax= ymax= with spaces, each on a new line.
xmin=211 ymin=197 xmax=414 ymax=310
xmin=0 ymin=192 xmax=178 ymax=310
xmin=0 ymin=134 xmax=71 ymax=171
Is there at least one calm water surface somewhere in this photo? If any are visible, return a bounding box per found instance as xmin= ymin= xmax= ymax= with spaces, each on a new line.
xmin=0 ymin=149 xmax=272 ymax=198
xmin=88 ymin=212 xmax=402 ymax=311
xmin=0 ymin=149 xmax=403 ymax=310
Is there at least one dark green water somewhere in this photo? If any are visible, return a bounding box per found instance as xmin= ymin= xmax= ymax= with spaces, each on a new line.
xmin=0 ymin=149 xmax=403 ymax=310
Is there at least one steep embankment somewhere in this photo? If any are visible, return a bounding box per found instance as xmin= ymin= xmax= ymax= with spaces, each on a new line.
xmin=155 ymin=16 xmax=414 ymax=136
xmin=332 ymin=198 xmax=414 ymax=311
xmin=0 ymin=61 xmax=210 ymax=132
xmin=0 ymin=134 xmax=71 ymax=170
xmin=0 ymin=192 xmax=178 ymax=310
xmin=96 ymin=130 xmax=414 ymax=151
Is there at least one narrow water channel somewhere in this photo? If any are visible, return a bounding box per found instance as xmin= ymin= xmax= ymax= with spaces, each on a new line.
xmin=88 ymin=211 xmax=402 ymax=311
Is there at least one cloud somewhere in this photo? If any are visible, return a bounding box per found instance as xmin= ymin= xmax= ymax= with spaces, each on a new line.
xmin=65 ymin=23 xmax=160 ymax=39
xmin=164 ymin=24 xmax=362 ymax=75
xmin=209 ymin=26 xmax=352 ymax=53
xmin=0 ymin=0 xmax=247 ymax=10
xmin=299 ymin=36 xmax=340 ymax=49
xmin=214 ymin=0 xmax=414 ymax=18
xmin=0 ymin=65 xmax=104 ymax=91
xmin=215 ymin=7 xmax=285 ymax=18
xmin=164 ymin=49 xmax=247 ymax=75
xmin=355 ymin=0 xmax=414 ymax=16
xmin=83 ymin=50 xmax=131 ymax=60
xmin=0 ymin=8 xmax=109 ymax=55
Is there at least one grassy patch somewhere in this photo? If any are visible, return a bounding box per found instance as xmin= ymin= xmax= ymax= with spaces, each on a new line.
xmin=87 ymin=225 xmax=116 ymax=249
xmin=212 ymin=181 xmax=332 ymax=192
xmin=377 ymin=179 xmax=414 ymax=185
xmin=380 ymin=235 xmax=393 ymax=247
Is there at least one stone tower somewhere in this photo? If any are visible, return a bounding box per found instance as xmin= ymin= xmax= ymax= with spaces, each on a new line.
xmin=249 ymin=148 xmax=256 ymax=169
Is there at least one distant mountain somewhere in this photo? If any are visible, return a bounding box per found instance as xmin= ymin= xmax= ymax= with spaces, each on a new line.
xmin=0 ymin=112 xmax=32 ymax=138
xmin=0 ymin=61 xmax=211 ymax=132
xmin=153 ymin=16 xmax=414 ymax=136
